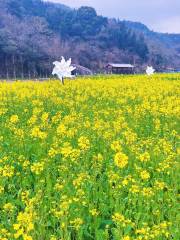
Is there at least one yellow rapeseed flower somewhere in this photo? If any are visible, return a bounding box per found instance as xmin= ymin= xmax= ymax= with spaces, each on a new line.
xmin=122 ymin=236 xmax=131 ymax=240
xmin=70 ymin=218 xmax=83 ymax=230
xmin=10 ymin=115 xmax=19 ymax=124
xmin=139 ymin=152 xmax=150 ymax=162
xmin=140 ymin=170 xmax=150 ymax=180
xmin=78 ymin=136 xmax=90 ymax=151
xmin=31 ymin=162 xmax=44 ymax=175
xmin=89 ymin=208 xmax=99 ymax=217
xmin=114 ymin=152 xmax=128 ymax=168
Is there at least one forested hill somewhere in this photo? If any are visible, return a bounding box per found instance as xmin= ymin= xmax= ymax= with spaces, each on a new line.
xmin=0 ymin=0 xmax=179 ymax=78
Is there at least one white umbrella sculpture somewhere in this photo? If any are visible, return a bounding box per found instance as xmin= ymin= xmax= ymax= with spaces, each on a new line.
xmin=146 ymin=66 xmax=155 ymax=76
xmin=52 ymin=57 xmax=76 ymax=84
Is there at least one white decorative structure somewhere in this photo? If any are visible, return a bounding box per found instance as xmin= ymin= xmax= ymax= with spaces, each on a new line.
xmin=52 ymin=57 xmax=76 ymax=84
xmin=146 ymin=66 xmax=155 ymax=76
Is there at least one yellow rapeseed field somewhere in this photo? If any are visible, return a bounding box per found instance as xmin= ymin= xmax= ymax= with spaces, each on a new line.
xmin=0 ymin=74 xmax=179 ymax=240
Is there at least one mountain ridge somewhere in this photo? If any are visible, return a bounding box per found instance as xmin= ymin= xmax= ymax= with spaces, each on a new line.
xmin=0 ymin=0 xmax=179 ymax=78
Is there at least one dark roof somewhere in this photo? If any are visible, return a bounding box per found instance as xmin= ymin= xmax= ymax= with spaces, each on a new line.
xmin=72 ymin=64 xmax=93 ymax=75
xmin=106 ymin=63 xmax=134 ymax=68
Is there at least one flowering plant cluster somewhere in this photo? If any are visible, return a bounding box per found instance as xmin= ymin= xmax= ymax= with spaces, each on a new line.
xmin=0 ymin=73 xmax=179 ymax=239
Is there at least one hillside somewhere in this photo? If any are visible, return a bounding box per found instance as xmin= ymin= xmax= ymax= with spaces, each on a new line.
xmin=0 ymin=0 xmax=179 ymax=78
xmin=124 ymin=21 xmax=180 ymax=69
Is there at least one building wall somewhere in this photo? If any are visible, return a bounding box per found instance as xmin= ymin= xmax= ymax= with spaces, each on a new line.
xmin=106 ymin=66 xmax=134 ymax=74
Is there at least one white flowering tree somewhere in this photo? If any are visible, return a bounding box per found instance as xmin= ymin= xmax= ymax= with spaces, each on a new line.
xmin=52 ymin=57 xmax=76 ymax=84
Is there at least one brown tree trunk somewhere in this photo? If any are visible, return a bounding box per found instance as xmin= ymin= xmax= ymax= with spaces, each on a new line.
xmin=5 ymin=56 xmax=9 ymax=80
xmin=12 ymin=55 xmax=16 ymax=80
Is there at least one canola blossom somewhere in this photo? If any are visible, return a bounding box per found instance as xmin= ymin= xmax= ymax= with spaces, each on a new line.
xmin=0 ymin=74 xmax=179 ymax=240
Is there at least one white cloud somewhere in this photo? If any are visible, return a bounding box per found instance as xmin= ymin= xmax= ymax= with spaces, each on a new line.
xmin=151 ymin=16 xmax=180 ymax=34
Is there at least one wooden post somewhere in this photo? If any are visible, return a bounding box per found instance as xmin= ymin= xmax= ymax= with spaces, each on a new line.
xmin=12 ymin=55 xmax=16 ymax=80
xmin=20 ymin=55 xmax=24 ymax=79
xmin=62 ymin=77 xmax=64 ymax=85
xmin=5 ymin=56 xmax=9 ymax=80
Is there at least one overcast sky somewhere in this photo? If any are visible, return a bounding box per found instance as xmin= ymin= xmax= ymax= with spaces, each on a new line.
xmin=47 ymin=0 xmax=180 ymax=33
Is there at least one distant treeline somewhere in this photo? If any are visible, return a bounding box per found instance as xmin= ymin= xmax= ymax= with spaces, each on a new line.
xmin=0 ymin=0 xmax=179 ymax=78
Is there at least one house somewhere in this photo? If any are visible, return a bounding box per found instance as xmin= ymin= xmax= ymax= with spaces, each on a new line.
xmin=72 ymin=64 xmax=93 ymax=76
xmin=105 ymin=63 xmax=135 ymax=74
xmin=163 ymin=67 xmax=177 ymax=73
